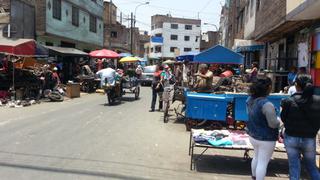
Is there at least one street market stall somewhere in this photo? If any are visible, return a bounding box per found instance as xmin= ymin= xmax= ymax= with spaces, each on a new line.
xmin=0 ymin=38 xmax=48 ymax=104
xmin=167 ymin=45 xmax=289 ymax=130
xmin=189 ymin=129 xmax=320 ymax=171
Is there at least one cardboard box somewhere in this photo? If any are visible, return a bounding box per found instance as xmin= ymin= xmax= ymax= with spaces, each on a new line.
xmin=66 ymin=83 xmax=80 ymax=98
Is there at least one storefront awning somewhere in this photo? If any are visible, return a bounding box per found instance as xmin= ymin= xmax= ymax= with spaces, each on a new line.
xmin=233 ymin=39 xmax=264 ymax=53
xmin=46 ymin=46 xmax=88 ymax=57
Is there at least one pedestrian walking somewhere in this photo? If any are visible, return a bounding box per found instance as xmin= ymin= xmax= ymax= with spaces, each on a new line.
xmin=246 ymin=77 xmax=280 ymax=180
xmin=150 ymin=65 xmax=163 ymax=112
xmin=281 ymin=74 xmax=320 ymax=180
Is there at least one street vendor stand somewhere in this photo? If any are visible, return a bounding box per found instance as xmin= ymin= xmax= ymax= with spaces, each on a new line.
xmin=0 ymin=38 xmax=48 ymax=100
xmin=183 ymin=45 xmax=244 ymax=130
xmin=189 ymin=129 xmax=320 ymax=171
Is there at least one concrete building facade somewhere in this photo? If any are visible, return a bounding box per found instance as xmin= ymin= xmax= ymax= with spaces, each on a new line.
xmin=36 ymin=0 xmax=104 ymax=51
xmin=149 ymin=15 xmax=201 ymax=60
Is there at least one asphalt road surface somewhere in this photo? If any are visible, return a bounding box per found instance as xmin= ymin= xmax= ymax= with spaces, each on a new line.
xmin=0 ymin=87 xmax=307 ymax=180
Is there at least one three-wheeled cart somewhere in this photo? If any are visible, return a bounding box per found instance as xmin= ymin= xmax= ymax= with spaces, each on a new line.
xmin=184 ymin=92 xmax=289 ymax=131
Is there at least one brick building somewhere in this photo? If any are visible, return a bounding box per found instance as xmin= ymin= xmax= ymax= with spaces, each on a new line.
xmin=200 ymin=31 xmax=220 ymax=51
xmin=103 ymin=1 xmax=149 ymax=56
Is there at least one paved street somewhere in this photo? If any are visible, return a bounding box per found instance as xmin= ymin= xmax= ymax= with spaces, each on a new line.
xmin=0 ymin=87 xmax=295 ymax=180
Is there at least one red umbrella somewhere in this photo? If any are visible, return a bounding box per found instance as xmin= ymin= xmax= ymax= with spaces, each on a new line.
xmin=89 ymin=49 xmax=119 ymax=58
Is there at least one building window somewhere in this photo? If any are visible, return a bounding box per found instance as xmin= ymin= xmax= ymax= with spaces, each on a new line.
xmin=90 ymin=15 xmax=97 ymax=33
xmin=171 ymin=24 xmax=178 ymax=29
xmin=72 ymin=6 xmax=79 ymax=26
xmin=111 ymin=31 xmax=117 ymax=38
xmin=170 ymin=47 xmax=177 ymax=52
xmin=185 ymin=25 xmax=192 ymax=30
xmin=170 ymin=35 xmax=178 ymax=40
xmin=184 ymin=48 xmax=192 ymax=52
xmin=52 ymin=0 xmax=61 ymax=20
xmin=184 ymin=36 xmax=190 ymax=41
xmin=155 ymin=46 xmax=161 ymax=53
xmin=195 ymin=36 xmax=200 ymax=42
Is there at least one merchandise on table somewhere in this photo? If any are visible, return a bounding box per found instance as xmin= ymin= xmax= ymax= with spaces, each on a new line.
xmin=192 ymin=129 xmax=251 ymax=148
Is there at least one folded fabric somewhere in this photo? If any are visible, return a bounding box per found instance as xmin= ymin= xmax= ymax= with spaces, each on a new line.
xmin=208 ymin=138 xmax=233 ymax=147
xmin=193 ymin=136 xmax=208 ymax=143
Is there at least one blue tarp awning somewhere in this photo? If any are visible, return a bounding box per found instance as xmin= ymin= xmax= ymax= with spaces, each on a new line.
xmin=235 ymin=45 xmax=264 ymax=53
xmin=176 ymin=51 xmax=199 ymax=61
xmin=194 ymin=45 xmax=244 ymax=64
xmin=119 ymin=53 xmax=132 ymax=57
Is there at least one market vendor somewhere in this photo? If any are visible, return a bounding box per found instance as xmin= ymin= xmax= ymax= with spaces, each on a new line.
xmin=52 ymin=67 xmax=61 ymax=87
xmin=220 ymin=65 xmax=234 ymax=78
xmin=194 ymin=64 xmax=214 ymax=93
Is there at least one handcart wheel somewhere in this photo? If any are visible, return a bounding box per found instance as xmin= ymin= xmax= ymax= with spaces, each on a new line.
xmin=234 ymin=121 xmax=246 ymax=130
xmin=134 ymin=86 xmax=140 ymax=100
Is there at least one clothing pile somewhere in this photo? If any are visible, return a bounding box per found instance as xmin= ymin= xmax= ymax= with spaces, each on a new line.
xmin=192 ymin=129 xmax=251 ymax=148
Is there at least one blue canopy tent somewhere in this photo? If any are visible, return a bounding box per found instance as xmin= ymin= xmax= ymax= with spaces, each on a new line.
xmin=176 ymin=51 xmax=199 ymax=61
xmin=194 ymin=45 xmax=244 ymax=64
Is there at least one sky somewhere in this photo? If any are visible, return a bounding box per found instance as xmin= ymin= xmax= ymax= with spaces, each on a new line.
xmin=111 ymin=0 xmax=225 ymax=33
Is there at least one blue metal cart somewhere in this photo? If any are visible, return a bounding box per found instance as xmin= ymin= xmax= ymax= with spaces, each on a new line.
xmin=185 ymin=92 xmax=289 ymax=131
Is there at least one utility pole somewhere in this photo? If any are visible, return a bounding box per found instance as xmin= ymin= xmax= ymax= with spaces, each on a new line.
xmin=130 ymin=12 xmax=133 ymax=54
xmin=108 ymin=0 xmax=112 ymax=49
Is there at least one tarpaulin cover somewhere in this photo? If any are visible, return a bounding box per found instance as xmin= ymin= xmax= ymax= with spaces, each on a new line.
xmin=0 ymin=38 xmax=48 ymax=57
xmin=194 ymin=45 xmax=244 ymax=64
xmin=176 ymin=51 xmax=199 ymax=61
xmin=89 ymin=49 xmax=119 ymax=58
xmin=0 ymin=39 xmax=32 ymax=56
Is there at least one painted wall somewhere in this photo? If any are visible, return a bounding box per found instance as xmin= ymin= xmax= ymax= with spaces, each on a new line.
xmin=150 ymin=22 xmax=201 ymax=58
xmin=45 ymin=0 xmax=104 ymax=47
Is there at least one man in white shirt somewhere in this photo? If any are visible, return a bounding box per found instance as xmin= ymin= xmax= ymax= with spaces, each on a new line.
xmin=96 ymin=66 xmax=116 ymax=88
xmin=288 ymin=85 xmax=297 ymax=96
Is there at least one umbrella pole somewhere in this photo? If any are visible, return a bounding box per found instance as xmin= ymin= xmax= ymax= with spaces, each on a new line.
xmin=10 ymin=55 xmax=16 ymax=101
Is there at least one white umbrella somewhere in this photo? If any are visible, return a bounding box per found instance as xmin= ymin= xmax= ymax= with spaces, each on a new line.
xmin=162 ymin=59 xmax=176 ymax=64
